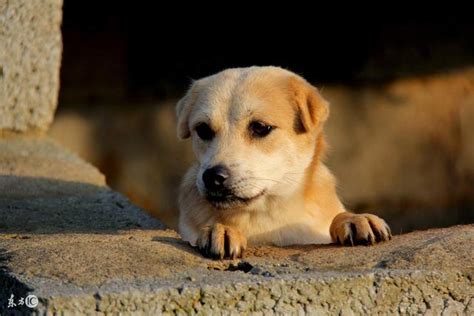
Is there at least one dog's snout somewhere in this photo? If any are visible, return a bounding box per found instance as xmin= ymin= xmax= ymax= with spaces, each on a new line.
xmin=203 ymin=165 xmax=230 ymax=190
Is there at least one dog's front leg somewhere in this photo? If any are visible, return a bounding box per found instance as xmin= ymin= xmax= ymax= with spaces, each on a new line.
xmin=196 ymin=223 xmax=247 ymax=259
xmin=330 ymin=212 xmax=392 ymax=246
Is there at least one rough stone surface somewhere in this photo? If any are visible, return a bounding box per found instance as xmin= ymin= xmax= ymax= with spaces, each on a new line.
xmin=0 ymin=135 xmax=473 ymax=314
xmin=0 ymin=0 xmax=63 ymax=131
xmin=1 ymin=225 xmax=473 ymax=314
xmin=0 ymin=134 xmax=163 ymax=234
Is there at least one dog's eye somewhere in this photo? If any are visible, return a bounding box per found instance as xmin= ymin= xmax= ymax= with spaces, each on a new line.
xmin=249 ymin=121 xmax=274 ymax=138
xmin=195 ymin=123 xmax=215 ymax=141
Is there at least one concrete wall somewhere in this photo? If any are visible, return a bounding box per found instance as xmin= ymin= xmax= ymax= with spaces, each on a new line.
xmin=0 ymin=0 xmax=63 ymax=132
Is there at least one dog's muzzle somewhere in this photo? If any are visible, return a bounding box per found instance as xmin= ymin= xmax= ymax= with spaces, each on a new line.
xmin=202 ymin=165 xmax=235 ymax=206
xmin=201 ymin=164 xmax=266 ymax=209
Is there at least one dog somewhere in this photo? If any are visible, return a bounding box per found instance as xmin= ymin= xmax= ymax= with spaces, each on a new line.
xmin=176 ymin=66 xmax=391 ymax=259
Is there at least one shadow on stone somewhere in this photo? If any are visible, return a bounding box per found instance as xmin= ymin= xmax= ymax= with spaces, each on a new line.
xmin=151 ymin=236 xmax=201 ymax=257
xmin=0 ymin=248 xmax=33 ymax=315
xmin=0 ymin=175 xmax=164 ymax=234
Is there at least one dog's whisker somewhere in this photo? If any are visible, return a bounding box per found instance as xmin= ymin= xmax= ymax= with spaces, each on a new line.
xmin=284 ymin=171 xmax=306 ymax=175
xmin=244 ymin=175 xmax=302 ymax=187
xmin=281 ymin=176 xmax=301 ymax=184
xmin=242 ymin=183 xmax=266 ymax=191
xmin=245 ymin=176 xmax=285 ymax=184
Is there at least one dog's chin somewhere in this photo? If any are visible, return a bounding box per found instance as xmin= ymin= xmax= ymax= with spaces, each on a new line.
xmin=205 ymin=190 xmax=266 ymax=210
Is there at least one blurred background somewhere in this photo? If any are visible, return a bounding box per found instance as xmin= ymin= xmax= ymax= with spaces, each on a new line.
xmin=49 ymin=3 xmax=474 ymax=233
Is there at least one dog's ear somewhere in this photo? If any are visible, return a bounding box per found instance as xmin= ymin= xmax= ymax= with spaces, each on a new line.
xmin=289 ymin=76 xmax=329 ymax=134
xmin=176 ymin=81 xmax=199 ymax=140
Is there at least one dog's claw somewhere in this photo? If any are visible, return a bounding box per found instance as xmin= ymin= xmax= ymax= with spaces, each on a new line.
xmin=196 ymin=224 xmax=247 ymax=260
xmin=344 ymin=228 xmax=354 ymax=246
xmin=368 ymin=232 xmax=375 ymax=245
xmin=331 ymin=213 xmax=391 ymax=246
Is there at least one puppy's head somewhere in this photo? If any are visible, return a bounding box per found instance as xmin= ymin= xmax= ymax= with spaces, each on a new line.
xmin=176 ymin=67 xmax=329 ymax=209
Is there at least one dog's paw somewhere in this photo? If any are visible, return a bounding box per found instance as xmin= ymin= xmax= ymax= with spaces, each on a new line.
xmin=196 ymin=224 xmax=247 ymax=259
xmin=330 ymin=212 xmax=392 ymax=246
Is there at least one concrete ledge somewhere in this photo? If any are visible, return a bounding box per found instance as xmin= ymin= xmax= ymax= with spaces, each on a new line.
xmin=1 ymin=226 xmax=472 ymax=314
xmin=0 ymin=135 xmax=161 ymax=234
xmin=0 ymin=135 xmax=472 ymax=314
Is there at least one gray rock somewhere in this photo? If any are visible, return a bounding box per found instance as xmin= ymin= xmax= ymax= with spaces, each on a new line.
xmin=0 ymin=0 xmax=63 ymax=131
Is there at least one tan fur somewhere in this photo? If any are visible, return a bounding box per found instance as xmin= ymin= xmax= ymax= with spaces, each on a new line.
xmin=176 ymin=66 xmax=391 ymax=259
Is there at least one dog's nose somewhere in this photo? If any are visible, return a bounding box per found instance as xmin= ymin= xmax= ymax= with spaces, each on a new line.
xmin=203 ymin=165 xmax=230 ymax=190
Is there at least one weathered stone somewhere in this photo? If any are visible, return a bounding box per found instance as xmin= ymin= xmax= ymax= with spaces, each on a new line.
xmin=0 ymin=134 xmax=163 ymax=234
xmin=0 ymin=0 xmax=63 ymax=131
